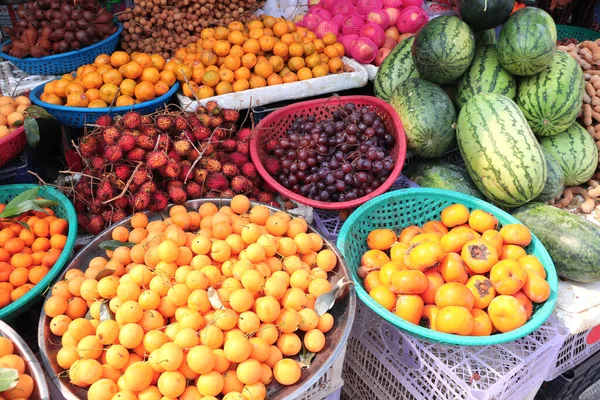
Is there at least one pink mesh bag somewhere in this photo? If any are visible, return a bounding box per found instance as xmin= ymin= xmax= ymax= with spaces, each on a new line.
xmin=384 ymin=7 xmax=400 ymax=25
xmin=397 ymin=6 xmax=428 ymax=33
xmin=402 ymin=0 xmax=423 ymax=7
xmin=342 ymin=14 xmax=366 ymax=35
xmin=322 ymin=0 xmax=338 ymax=10
xmin=339 ymin=33 xmax=359 ymax=50
xmin=303 ymin=13 xmax=321 ymax=31
xmin=367 ymin=9 xmax=391 ymax=29
xmin=382 ymin=0 xmax=403 ymax=7
xmin=316 ymin=20 xmax=340 ymax=38
xmin=332 ymin=13 xmax=346 ymax=29
xmin=331 ymin=0 xmax=355 ymax=15
xmin=350 ymin=37 xmax=378 ymax=64
xmin=312 ymin=7 xmax=333 ymax=20
xmin=360 ymin=23 xmax=386 ymax=47
xmin=356 ymin=0 xmax=383 ymax=15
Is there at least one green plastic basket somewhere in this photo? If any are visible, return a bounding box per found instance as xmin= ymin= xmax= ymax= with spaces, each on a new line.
xmin=0 ymin=185 xmax=77 ymax=321
xmin=337 ymin=188 xmax=558 ymax=346
xmin=557 ymin=25 xmax=600 ymax=41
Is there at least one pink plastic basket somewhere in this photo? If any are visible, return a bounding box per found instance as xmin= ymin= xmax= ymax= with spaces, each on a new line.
xmin=0 ymin=125 xmax=26 ymax=168
xmin=249 ymin=96 xmax=407 ymax=210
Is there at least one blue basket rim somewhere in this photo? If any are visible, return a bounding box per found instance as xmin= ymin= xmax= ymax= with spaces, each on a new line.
xmin=0 ymin=22 xmax=123 ymax=64
xmin=0 ymin=185 xmax=78 ymax=320
xmin=29 ymin=80 xmax=180 ymax=115
xmin=337 ymin=188 xmax=558 ymax=346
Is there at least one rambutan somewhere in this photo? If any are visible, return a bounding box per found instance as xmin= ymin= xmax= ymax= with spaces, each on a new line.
xmin=237 ymin=128 xmax=252 ymax=142
xmin=223 ymin=109 xmax=239 ymax=122
xmin=102 ymin=126 xmax=119 ymax=145
xmin=265 ymin=157 xmax=281 ymax=175
xmin=206 ymin=173 xmax=229 ymax=191
xmin=112 ymin=210 xmax=127 ymax=223
xmin=167 ymin=180 xmax=184 ymax=190
xmin=104 ymin=145 xmax=123 ymax=163
xmin=122 ymin=111 xmax=142 ymax=129
xmin=222 ymin=163 xmax=239 ymax=178
xmin=149 ymin=191 xmax=169 ymax=211
xmin=174 ymin=116 xmax=188 ymax=131
xmin=141 ymin=125 xmax=159 ymax=137
xmin=186 ymin=148 xmax=200 ymax=161
xmin=222 ymin=189 xmax=235 ymax=198
xmin=132 ymin=168 xmax=151 ymax=185
xmin=198 ymin=114 xmax=211 ymax=126
xmin=231 ymin=175 xmax=252 ymax=194
xmin=140 ymin=181 xmax=157 ymax=194
xmin=265 ymin=139 xmax=278 ymax=152
xmin=181 ymin=130 xmax=195 ymax=143
xmin=174 ymin=140 xmax=192 ymax=157
xmin=86 ymin=215 xmax=105 ymax=235
xmin=96 ymin=115 xmax=113 ymax=127
xmin=213 ymin=127 xmax=229 ymax=141
xmin=126 ymin=148 xmax=146 ymax=162
xmin=168 ymin=186 xmax=187 ymax=204
xmin=95 ymin=181 xmax=114 ymax=201
xmin=77 ymin=214 xmax=90 ymax=229
xmin=118 ymin=134 xmax=136 ymax=152
xmin=113 ymin=197 xmax=129 ymax=210
xmin=192 ymin=125 xmax=212 ymax=142
xmin=257 ymin=191 xmax=275 ymax=203
xmin=75 ymin=180 xmax=92 ymax=197
xmin=197 ymin=105 xmax=207 ymax=114
xmin=146 ymin=151 xmax=168 ymax=169
xmin=206 ymin=101 xmax=219 ymax=114
xmin=241 ymin=163 xmax=257 ymax=178
xmin=141 ymin=115 xmax=153 ymax=125
xmin=156 ymin=135 xmax=170 ymax=152
xmin=210 ymin=115 xmax=223 ymax=128
xmin=206 ymin=192 xmax=218 ymax=198
xmin=89 ymin=198 xmax=104 ymax=214
xmin=130 ymin=191 xmax=151 ymax=210
xmin=185 ymin=182 xmax=203 ymax=199
xmin=90 ymin=156 xmax=106 ymax=170
xmin=228 ymin=152 xmax=249 ymax=167
xmin=204 ymin=158 xmax=222 ymax=173
xmin=187 ymin=115 xmax=201 ymax=127
xmin=221 ymin=139 xmax=237 ymax=152
xmin=167 ymin=150 xmax=182 ymax=162
xmin=156 ymin=115 xmax=174 ymax=131
xmin=79 ymin=136 xmax=99 ymax=157
xmin=199 ymin=142 xmax=215 ymax=156
xmin=163 ymin=159 xmax=181 ymax=178
xmin=135 ymin=135 xmax=154 ymax=150
xmin=114 ymin=165 xmax=132 ymax=181
xmin=194 ymin=169 xmax=208 ymax=184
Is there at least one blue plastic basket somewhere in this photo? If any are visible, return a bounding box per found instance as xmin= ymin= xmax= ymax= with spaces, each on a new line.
xmin=337 ymin=188 xmax=558 ymax=346
xmin=0 ymin=185 xmax=77 ymax=321
xmin=29 ymin=81 xmax=180 ymax=127
xmin=0 ymin=23 xmax=123 ymax=75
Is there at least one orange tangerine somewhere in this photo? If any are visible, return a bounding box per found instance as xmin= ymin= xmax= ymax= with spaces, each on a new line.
xmin=95 ymin=54 xmax=111 ymax=66
xmin=267 ymin=74 xmax=283 ymax=86
xmin=215 ymin=82 xmax=233 ymax=95
xmin=151 ymin=54 xmax=166 ymax=70
xmin=85 ymin=88 xmax=100 ymax=101
xmin=82 ymin=72 xmax=103 ymax=90
xmin=328 ymin=57 xmax=344 ymax=74
xmin=196 ymin=86 xmax=215 ymax=99
xmin=243 ymin=39 xmax=260 ymax=55
xmin=224 ymin=55 xmax=241 ymax=71
xmin=288 ymin=57 xmax=305 ymax=72
xmin=234 ymin=67 xmax=251 ymax=81
xmin=119 ymin=79 xmax=137 ymax=97
xmin=116 ymin=95 xmax=135 ymax=107
xmin=297 ymin=67 xmax=313 ymax=81
xmin=312 ymin=64 xmax=329 ymax=78
xmin=254 ymin=60 xmax=274 ymax=78
xmin=201 ymin=70 xmax=220 ymax=87
xmin=99 ymin=83 xmax=119 ymax=104
xmin=228 ymin=30 xmax=245 ymax=45
xmin=233 ymin=79 xmax=250 ymax=92
xmin=214 ymin=40 xmax=231 ymax=57
xmin=273 ymin=21 xmax=289 ymax=38
xmin=131 ymin=53 xmax=152 ymax=68
xmin=323 ymin=33 xmax=337 ymax=45
xmin=110 ymin=51 xmax=130 ymax=68
xmin=219 ymin=69 xmax=235 ymax=83
xmin=154 ymin=80 xmax=170 ymax=96
xmin=141 ymin=67 xmax=160 ymax=84
xmin=273 ymin=42 xmax=289 ymax=58
xmin=228 ymin=21 xmax=245 ymax=31
xmin=134 ymin=81 xmax=156 ymax=102
xmin=282 ymin=72 xmax=298 ymax=83
xmin=122 ymin=61 xmax=143 ymax=79
xmin=103 ymin=69 xmax=124 ymax=86
xmin=241 ymin=53 xmax=258 ymax=69
xmin=249 ymin=75 xmax=267 ymax=89
xmin=64 ymin=82 xmax=84 ymax=97
xmin=88 ymin=99 xmax=108 ymax=108
xmin=160 ymin=70 xmax=177 ymax=86
xmin=65 ymin=92 xmax=89 ymax=107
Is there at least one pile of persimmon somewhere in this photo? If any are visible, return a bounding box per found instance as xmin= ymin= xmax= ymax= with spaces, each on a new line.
xmin=360 ymin=204 xmax=551 ymax=336
xmin=39 ymin=51 xmax=176 ymax=108
xmin=169 ymin=15 xmax=348 ymax=100
xmin=0 ymin=204 xmax=69 ymax=308
xmin=0 ymin=336 xmax=36 ymax=399
xmin=43 ymin=195 xmax=338 ymax=400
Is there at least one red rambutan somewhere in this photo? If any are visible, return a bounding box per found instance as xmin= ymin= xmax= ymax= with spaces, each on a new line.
xmin=194 ymin=169 xmax=208 ymax=184
xmin=149 ymin=191 xmax=169 ymax=211
xmin=174 ymin=116 xmax=188 ymax=131
xmin=257 ymin=191 xmax=275 ymax=203
xmin=163 ymin=159 xmax=181 ymax=178
xmin=167 ymin=150 xmax=182 ymax=162
xmin=168 ymin=186 xmax=187 ymax=204
xmin=186 ymin=148 xmax=200 ymax=161
xmin=223 ymin=109 xmax=239 ymax=122
xmin=132 ymin=168 xmax=151 ymax=185
xmin=199 ymin=142 xmax=214 ymax=156
xmin=203 ymin=158 xmax=222 ymax=173
xmin=185 ymin=182 xmax=203 ymax=198
xmin=141 ymin=115 xmax=153 ymax=125
xmin=77 ymin=214 xmax=90 ymax=229
xmin=206 ymin=101 xmax=219 ymax=113
xmin=86 ymin=215 xmax=105 ymax=235
xmin=156 ymin=135 xmax=170 ymax=152
xmin=90 ymin=156 xmax=106 ymax=170
xmin=104 ymin=145 xmax=123 ymax=163
xmin=237 ymin=128 xmax=252 ymax=142
xmin=210 ymin=115 xmax=223 ymax=128
xmin=122 ymin=111 xmax=142 ymax=129
xmin=231 ymin=175 xmax=252 ymax=194
xmin=174 ymin=140 xmax=192 ymax=157
xmin=141 ymin=125 xmax=159 ymax=137
xmin=140 ymin=181 xmax=157 ymax=194
xmin=156 ymin=115 xmax=174 ymax=131
xmin=206 ymin=173 xmax=229 ymax=191
xmin=96 ymin=115 xmax=113 ymax=127
xmin=241 ymin=163 xmax=257 ymax=178
xmin=222 ymin=189 xmax=235 ymax=198
xmin=193 ymin=126 xmax=212 ymax=141
xmin=236 ymin=142 xmax=250 ymax=156
xmin=79 ymin=135 xmax=99 ymax=157
xmin=198 ymin=114 xmax=211 ymax=126
xmin=222 ymin=163 xmax=239 ymax=178
xmin=126 ymin=148 xmax=146 ymax=162
xmin=130 ymin=191 xmax=151 ymax=210
xmin=146 ymin=151 xmax=168 ymax=170
xmin=179 ymin=162 xmax=192 ymax=182
xmin=102 ymin=126 xmax=119 ymax=145
xmin=135 ymin=134 xmax=155 ymax=150
xmin=114 ymin=165 xmax=132 ymax=181
xmin=118 ymin=134 xmax=136 ymax=152
xmin=95 ymin=181 xmax=115 ymax=201
xmin=113 ymin=197 xmax=129 ymax=210
xmin=265 ymin=157 xmax=281 ymax=175
xmin=228 ymin=152 xmax=248 ymax=167
xmin=265 ymin=139 xmax=278 ymax=152
xmin=221 ymin=139 xmax=237 ymax=152
xmin=213 ymin=127 xmax=229 ymax=141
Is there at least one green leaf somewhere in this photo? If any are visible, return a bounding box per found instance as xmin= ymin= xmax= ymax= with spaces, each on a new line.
xmin=0 ymin=368 xmax=19 ymax=391
xmin=98 ymin=240 xmax=136 ymax=251
xmin=10 ymin=120 xmax=22 ymax=127
xmin=6 ymin=220 xmax=30 ymax=231
xmin=0 ymin=188 xmax=42 ymax=218
xmin=23 ymin=116 xmax=40 ymax=149
xmin=6 ymin=187 xmax=39 ymax=205
xmin=25 ymin=105 xmax=55 ymax=119
xmin=299 ymin=344 xmax=316 ymax=369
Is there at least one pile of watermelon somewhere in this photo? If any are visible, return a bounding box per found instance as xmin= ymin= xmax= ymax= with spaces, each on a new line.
xmin=374 ymin=2 xmax=600 ymax=282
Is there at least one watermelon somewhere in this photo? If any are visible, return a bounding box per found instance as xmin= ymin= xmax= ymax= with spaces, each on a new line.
xmin=539 ymin=122 xmax=598 ymax=186
xmin=534 ymin=148 xmax=565 ymax=202
xmin=405 ymin=161 xmax=484 ymax=198
xmin=512 ymin=202 xmax=600 ymax=283
xmin=517 ymin=50 xmax=584 ymax=136
xmin=475 ymin=29 xmax=497 ymax=47
xmin=497 ymin=8 xmax=556 ymax=76
xmin=456 ymin=93 xmax=547 ymax=208
xmin=390 ymin=78 xmax=457 ymax=158
xmin=456 ymin=0 xmax=513 ymax=31
xmin=456 ymin=45 xmax=517 ymax=109
xmin=411 ymin=16 xmax=476 ymax=84
xmin=374 ymin=36 xmax=419 ymax=102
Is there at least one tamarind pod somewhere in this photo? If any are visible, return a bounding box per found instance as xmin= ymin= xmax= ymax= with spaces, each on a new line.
xmin=587 ymin=82 xmax=596 ymax=97
xmin=591 ymin=75 xmax=600 ymax=83
xmin=584 ymin=93 xmax=592 ymax=104
xmin=592 ymin=110 xmax=600 ymax=122
xmin=587 ymin=125 xmax=596 ymax=136
xmin=584 ymin=104 xmax=593 ymax=126
xmin=593 ymin=97 xmax=600 ymax=106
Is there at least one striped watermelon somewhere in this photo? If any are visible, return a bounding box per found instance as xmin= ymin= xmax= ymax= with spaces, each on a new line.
xmin=411 ymin=16 xmax=476 ymax=84
xmin=517 ymin=50 xmax=584 ymax=136
xmin=457 ymin=93 xmax=547 ymax=207
xmin=535 ymin=147 xmax=565 ymax=202
xmin=497 ymin=8 xmax=556 ymax=76
xmin=475 ymin=29 xmax=497 ymax=47
xmin=456 ymin=45 xmax=517 ymax=109
xmin=539 ymin=122 xmax=598 ymax=186
xmin=390 ymin=78 xmax=456 ymax=158
xmin=374 ymin=36 xmax=419 ymax=102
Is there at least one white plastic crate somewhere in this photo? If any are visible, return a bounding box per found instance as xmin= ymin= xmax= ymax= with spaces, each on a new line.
xmin=297 ymin=344 xmax=346 ymax=400
xmin=547 ymin=324 xmax=600 ymax=380
xmin=342 ymin=301 xmax=567 ymax=400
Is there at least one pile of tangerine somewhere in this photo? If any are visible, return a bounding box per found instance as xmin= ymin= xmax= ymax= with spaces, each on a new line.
xmin=361 ymin=204 xmax=551 ymax=336
xmin=44 ymin=195 xmax=339 ymax=400
xmin=0 ymin=336 xmax=36 ymax=399
xmin=39 ymin=51 xmax=176 ymax=108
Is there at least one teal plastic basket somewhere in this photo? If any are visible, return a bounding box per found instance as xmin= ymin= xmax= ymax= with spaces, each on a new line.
xmin=337 ymin=188 xmax=558 ymax=346
xmin=0 ymin=185 xmax=77 ymax=321
xmin=557 ymin=25 xmax=600 ymax=41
